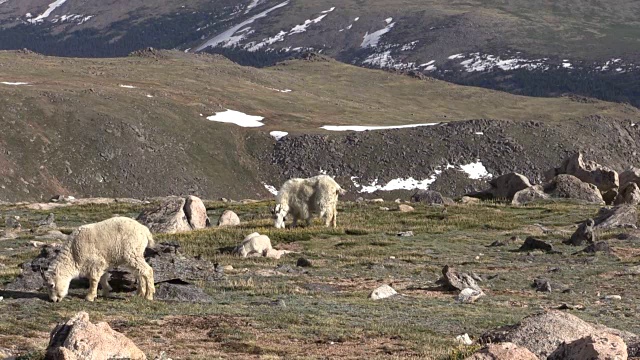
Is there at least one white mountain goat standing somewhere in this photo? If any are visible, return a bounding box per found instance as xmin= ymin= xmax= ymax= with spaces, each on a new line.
xmin=42 ymin=217 xmax=155 ymax=302
xmin=273 ymin=175 xmax=346 ymax=228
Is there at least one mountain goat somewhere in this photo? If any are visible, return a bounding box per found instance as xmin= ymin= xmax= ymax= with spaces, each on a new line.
xmin=273 ymin=175 xmax=346 ymax=229
xmin=42 ymin=217 xmax=155 ymax=302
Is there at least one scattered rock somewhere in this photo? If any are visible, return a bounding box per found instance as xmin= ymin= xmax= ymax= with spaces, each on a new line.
xmin=29 ymin=240 xmax=47 ymax=247
xmin=142 ymin=242 xmax=223 ymax=284
xmin=46 ymin=311 xmax=147 ymax=360
xmin=489 ymin=236 xmax=520 ymax=247
xmin=136 ymin=197 xmax=192 ymax=234
xmin=4 ymin=215 xmax=21 ymax=230
xmin=456 ymin=333 xmax=473 ymax=345
xmin=533 ymin=278 xmax=552 ymax=292
xmin=217 ymin=210 xmax=240 ymax=227
xmin=603 ymin=189 xmax=619 ymax=205
xmin=397 ymin=204 xmax=415 ymax=212
xmin=593 ymin=205 xmax=638 ymax=229
xmin=369 ymin=284 xmax=397 ymax=300
xmin=512 ymin=185 xmax=549 ymax=205
xmin=457 ymin=288 xmax=484 ymax=303
xmin=233 ymin=233 xmax=272 ymax=257
xmin=548 ymin=333 xmax=627 ymax=360
xmin=620 ymin=167 xmax=640 ymax=188
xmin=579 ymin=241 xmax=611 ymax=254
xmin=184 ymin=196 xmax=210 ymax=229
xmin=154 ymin=281 xmax=213 ymax=303
xmin=36 ymin=213 xmax=57 ymax=229
xmin=296 ymin=257 xmax=312 ymax=267
xmin=565 ymin=219 xmax=595 ymax=246
xmin=464 ymin=342 xmax=538 ymax=360
xmin=397 ymin=231 xmax=414 ymax=237
xmin=545 ymin=152 xmax=619 ymax=193
xmin=615 ymin=182 xmax=640 ymax=205
xmin=480 ymin=310 xmax=632 ymax=359
xmin=410 ymin=189 xmax=452 ymax=205
xmin=5 ymin=244 xmax=62 ymax=291
xmin=604 ymin=295 xmax=622 ymax=301
xmin=519 ymin=237 xmax=554 ymax=252
xmin=379 ymin=207 xmax=390 ymax=211
xmin=436 ymin=265 xmax=482 ymax=292
xmin=545 ymin=174 xmax=605 ymax=204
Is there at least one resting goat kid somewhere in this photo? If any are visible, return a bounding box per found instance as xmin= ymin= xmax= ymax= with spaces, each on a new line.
xmin=42 ymin=217 xmax=155 ymax=302
xmin=273 ymin=175 xmax=346 ymax=229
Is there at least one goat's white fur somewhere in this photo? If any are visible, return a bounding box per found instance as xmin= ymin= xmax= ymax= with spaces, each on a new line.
xmin=274 ymin=175 xmax=346 ymax=229
xmin=43 ymin=217 xmax=155 ymax=302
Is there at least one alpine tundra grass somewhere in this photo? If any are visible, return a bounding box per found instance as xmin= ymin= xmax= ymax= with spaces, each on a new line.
xmin=0 ymin=200 xmax=639 ymax=359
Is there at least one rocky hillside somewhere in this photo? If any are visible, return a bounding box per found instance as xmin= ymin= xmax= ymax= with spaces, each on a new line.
xmin=0 ymin=50 xmax=638 ymax=202
xmin=1 ymin=0 xmax=639 ymax=106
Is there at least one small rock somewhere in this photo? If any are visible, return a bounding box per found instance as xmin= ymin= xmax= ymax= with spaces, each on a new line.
xmin=437 ymin=265 xmax=482 ymax=292
xmin=578 ymin=240 xmax=611 ymax=254
xmin=4 ymin=215 xmax=21 ymax=230
xmin=489 ymin=236 xmax=520 ymax=247
xmin=519 ymin=237 xmax=554 ymax=252
xmin=29 ymin=240 xmax=46 ymax=247
xmin=153 ymin=351 xmax=173 ymax=360
xmin=397 ymin=204 xmax=414 ymax=212
xmin=389 ymin=256 xmax=396 ymax=259
xmin=217 ymin=210 xmax=240 ymax=227
xmin=458 ymin=288 xmax=484 ymax=303
xmin=296 ymin=257 xmax=312 ymax=267
xmin=397 ymin=231 xmax=414 ymax=237
xmin=367 ymin=198 xmax=384 ymax=203
xmin=533 ymin=278 xmax=552 ymax=292
xmin=456 ymin=333 xmax=473 ymax=345
xmin=36 ymin=213 xmax=57 ymax=229
xmin=222 ymin=265 xmax=233 ymax=271
xmin=379 ymin=207 xmax=390 ymax=211
xmin=369 ymin=284 xmax=397 ymax=300
xmin=604 ymin=295 xmax=622 ymax=301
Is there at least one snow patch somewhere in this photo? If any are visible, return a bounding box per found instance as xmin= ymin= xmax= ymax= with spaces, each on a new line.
xmin=448 ymin=53 xmax=464 ymax=60
xmin=458 ymin=53 xmax=548 ymax=72
xmin=420 ymin=60 xmax=435 ymax=67
xmin=354 ymin=17 xmax=360 ymax=21
xmin=27 ymin=0 xmax=67 ymax=24
xmin=474 ymin=131 xmax=484 ymax=135
xmin=245 ymin=0 xmax=262 ymax=13
xmin=1 ymin=82 xmax=29 ymax=85
xmin=321 ymin=7 xmax=335 ymax=13
xmin=357 ymin=176 xmax=438 ymax=193
xmin=248 ymin=30 xmax=286 ymax=51
xmin=0 ymin=0 xmax=9 ymax=5
xmin=207 ymin=109 xmax=265 ymax=128
xmin=361 ymin=21 xmax=395 ymax=48
xmin=385 ymin=17 xmax=393 ymax=24
xmin=196 ymin=1 xmax=289 ymax=51
xmin=289 ymin=14 xmax=327 ymax=34
xmin=119 ymin=84 xmax=137 ymax=88
xmin=459 ymin=161 xmax=491 ymax=180
xmin=268 ymin=88 xmax=292 ymax=93
xmin=146 ymin=94 xmax=154 ymax=98
xmin=270 ymin=131 xmax=288 ymax=140
xmin=321 ymin=123 xmax=439 ymax=131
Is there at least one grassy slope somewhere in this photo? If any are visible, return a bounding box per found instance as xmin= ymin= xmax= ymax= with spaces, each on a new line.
xmin=1 ymin=200 xmax=639 ymax=359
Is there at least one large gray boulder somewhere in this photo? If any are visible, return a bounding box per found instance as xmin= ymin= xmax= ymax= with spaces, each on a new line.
xmin=619 ymin=167 xmax=640 ymax=188
xmin=137 ymin=197 xmax=192 ymax=234
xmin=545 ymin=153 xmax=618 ymax=193
xmin=480 ymin=310 xmax=635 ymax=359
xmin=410 ymin=190 xmax=453 ymax=205
xmin=593 ymin=205 xmax=637 ymax=229
xmin=487 ymin=173 xmax=533 ymax=200
xmin=184 ymin=195 xmax=210 ymax=229
xmin=544 ymin=174 xmax=605 ymax=204
xmin=614 ymin=182 xmax=640 ymax=205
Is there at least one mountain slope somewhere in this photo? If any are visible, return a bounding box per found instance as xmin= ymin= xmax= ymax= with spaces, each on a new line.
xmin=0 ymin=50 xmax=638 ymax=201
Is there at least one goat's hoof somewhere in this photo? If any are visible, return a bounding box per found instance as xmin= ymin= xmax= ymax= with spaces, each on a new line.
xmin=85 ymin=295 xmax=97 ymax=302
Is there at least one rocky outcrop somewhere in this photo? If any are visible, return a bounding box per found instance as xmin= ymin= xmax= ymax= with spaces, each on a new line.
xmin=545 ymin=153 xmax=619 ymax=193
xmin=480 ymin=310 xmax=632 ymax=359
xmin=184 ymin=196 xmax=210 ymax=229
xmin=137 ymin=196 xmax=210 ymax=234
xmin=436 ymin=265 xmax=482 ymax=292
xmin=46 ymin=311 xmax=146 ymax=360
xmin=465 ymin=342 xmax=539 ymax=360
xmin=614 ymin=182 xmax=640 ymax=205
xmin=548 ymin=333 xmax=627 ymax=360
xmin=544 ymin=174 xmax=605 ymax=204
xmin=619 ymin=167 xmax=640 ymax=188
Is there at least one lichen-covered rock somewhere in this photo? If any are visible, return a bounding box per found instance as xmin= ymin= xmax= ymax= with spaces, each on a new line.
xmin=137 ymin=197 xmax=191 ymax=234
xmin=46 ymin=311 xmax=146 ymax=360
xmin=184 ymin=195 xmax=210 ymax=229
xmin=614 ymin=182 xmax=640 ymax=205
xmin=546 ymin=152 xmax=618 ymax=193
xmin=369 ymin=284 xmax=397 ymax=300
xmin=512 ymin=185 xmax=549 ymax=205
xmin=486 ymin=173 xmax=533 ymax=200
xmin=548 ymin=333 xmax=627 ymax=360
xmin=593 ymin=205 xmax=637 ymax=229
xmin=436 ymin=265 xmax=482 ymax=292
xmin=465 ymin=342 xmax=539 ymax=360
xmin=217 ymin=210 xmax=240 ymax=227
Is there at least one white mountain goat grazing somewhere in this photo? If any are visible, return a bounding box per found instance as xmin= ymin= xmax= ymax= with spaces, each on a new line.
xmin=273 ymin=175 xmax=346 ymax=229
xmin=42 ymin=217 xmax=155 ymax=302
